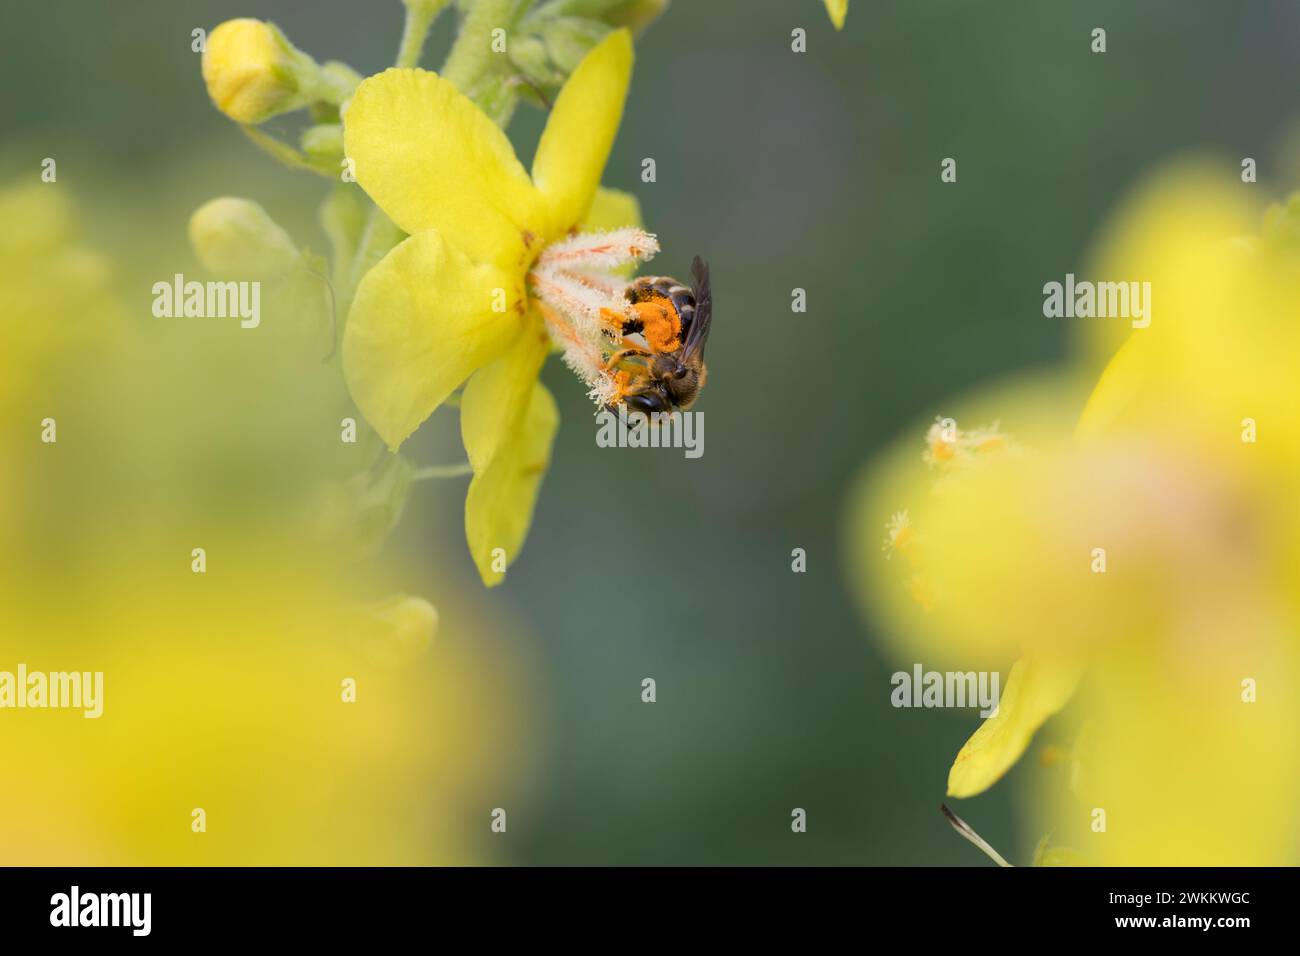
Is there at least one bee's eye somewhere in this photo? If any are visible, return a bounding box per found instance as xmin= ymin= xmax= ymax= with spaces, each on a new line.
xmin=673 ymin=366 xmax=689 ymax=379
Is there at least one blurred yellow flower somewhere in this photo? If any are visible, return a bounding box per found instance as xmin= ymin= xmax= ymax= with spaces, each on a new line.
xmin=0 ymin=183 xmax=534 ymax=863
xmin=849 ymin=162 xmax=1300 ymax=864
xmin=342 ymin=29 xmax=652 ymax=585
xmin=0 ymin=183 xmax=113 ymax=417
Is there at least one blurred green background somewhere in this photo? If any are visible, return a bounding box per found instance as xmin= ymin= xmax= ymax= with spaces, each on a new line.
xmin=5 ymin=0 xmax=1299 ymax=864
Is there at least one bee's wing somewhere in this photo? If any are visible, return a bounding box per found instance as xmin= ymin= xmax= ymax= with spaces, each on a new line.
xmin=684 ymin=256 xmax=712 ymax=359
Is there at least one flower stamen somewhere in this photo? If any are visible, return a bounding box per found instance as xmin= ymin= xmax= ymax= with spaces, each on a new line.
xmin=526 ymin=227 xmax=661 ymax=408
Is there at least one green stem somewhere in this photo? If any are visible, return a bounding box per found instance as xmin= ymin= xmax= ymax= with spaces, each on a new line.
xmin=442 ymin=0 xmax=521 ymax=124
xmin=412 ymin=462 xmax=474 ymax=480
xmin=396 ymin=0 xmax=451 ymax=69
xmin=306 ymin=65 xmax=361 ymax=107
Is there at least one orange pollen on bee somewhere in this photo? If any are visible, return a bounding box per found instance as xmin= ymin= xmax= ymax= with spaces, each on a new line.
xmin=634 ymin=298 xmax=681 ymax=352
xmin=611 ymin=368 xmax=637 ymax=398
xmin=598 ymin=306 xmax=628 ymax=331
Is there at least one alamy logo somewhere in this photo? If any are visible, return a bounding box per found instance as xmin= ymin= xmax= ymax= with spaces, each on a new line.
xmin=152 ymin=272 xmax=260 ymax=328
xmin=595 ymin=407 xmax=704 ymax=459
xmin=891 ymin=664 xmax=1001 ymax=717
xmin=0 ymin=664 xmax=103 ymax=718
xmin=1043 ymin=273 xmax=1151 ymax=328
xmin=50 ymin=886 xmax=151 ymax=936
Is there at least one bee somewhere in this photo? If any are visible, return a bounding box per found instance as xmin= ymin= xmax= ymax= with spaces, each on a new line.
xmin=605 ymin=256 xmax=712 ymax=414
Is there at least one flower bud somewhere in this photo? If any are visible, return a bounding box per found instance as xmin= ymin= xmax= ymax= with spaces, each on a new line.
xmin=201 ymin=19 xmax=318 ymax=124
xmin=542 ymin=18 xmax=611 ymax=73
xmin=604 ymin=0 xmax=670 ymax=35
xmin=301 ymin=124 xmax=344 ymax=163
xmin=508 ymin=35 xmax=563 ymax=88
xmin=188 ymin=197 xmax=300 ymax=278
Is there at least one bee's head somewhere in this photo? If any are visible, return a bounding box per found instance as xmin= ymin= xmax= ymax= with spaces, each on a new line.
xmin=651 ymin=354 xmax=707 ymax=410
xmin=622 ymin=387 xmax=672 ymax=416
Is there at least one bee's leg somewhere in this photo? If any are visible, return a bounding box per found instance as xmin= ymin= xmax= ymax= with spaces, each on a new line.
xmin=603 ymin=346 xmax=652 ymax=371
xmin=606 ymin=367 xmax=655 ymax=409
xmin=598 ymin=306 xmax=633 ymax=333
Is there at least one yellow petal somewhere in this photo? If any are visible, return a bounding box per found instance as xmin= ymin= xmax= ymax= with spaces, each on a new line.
xmin=343 ymin=68 xmax=544 ymax=266
xmin=824 ymin=0 xmax=848 ymax=30
xmin=946 ymin=655 xmax=1081 ymax=799
xmin=1075 ymin=333 xmax=1146 ymax=440
xmin=531 ymin=30 xmax=633 ymax=238
xmin=460 ymin=315 xmax=552 ymax=472
xmin=465 ymin=382 xmax=559 ymax=587
xmin=343 ymin=229 xmax=524 ymax=451
xmin=581 ymin=186 xmax=644 ymax=232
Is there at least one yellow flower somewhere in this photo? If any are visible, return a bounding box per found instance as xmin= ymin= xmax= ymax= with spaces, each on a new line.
xmin=342 ymin=30 xmax=653 ymax=585
xmin=824 ymin=0 xmax=848 ymax=30
xmin=849 ymin=164 xmax=1300 ymax=864
xmin=202 ymin=19 xmax=320 ymax=124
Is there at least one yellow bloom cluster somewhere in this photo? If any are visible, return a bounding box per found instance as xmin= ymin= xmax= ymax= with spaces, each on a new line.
xmin=341 ymin=31 xmax=649 ymax=585
xmin=851 ymin=164 xmax=1300 ymax=864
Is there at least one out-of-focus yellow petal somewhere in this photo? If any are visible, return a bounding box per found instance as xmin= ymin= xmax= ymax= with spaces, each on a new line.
xmin=1078 ymin=164 xmax=1300 ymax=474
xmin=1079 ymin=162 xmax=1256 ymax=369
xmin=581 ymin=186 xmax=643 ymax=232
xmin=461 ymin=316 xmax=551 ymax=472
xmin=1075 ymin=333 xmax=1149 ymax=441
xmin=1047 ymin=639 xmax=1300 ymax=865
xmin=343 ymin=230 xmax=524 ymax=451
xmin=343 ymin=68 xmax=544 ymax=266
xmin=824 ymin=0 xmax=848 ymax=30
xmin=947 ymin=655 xmax=1081 ymax=799
xmin=846 ymin=372 xmax=1095 ymax=668
xmin=531 ymin=30 xmax=633 ymax=238
xmin=464 ymin=382 xmax=559 ymax=587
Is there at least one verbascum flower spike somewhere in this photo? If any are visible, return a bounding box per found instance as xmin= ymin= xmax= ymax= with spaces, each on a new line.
xmin=342 ymin=29 xmax=656 ymax=585
xmin=202 ymin=19 xmax=352 ymax=124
